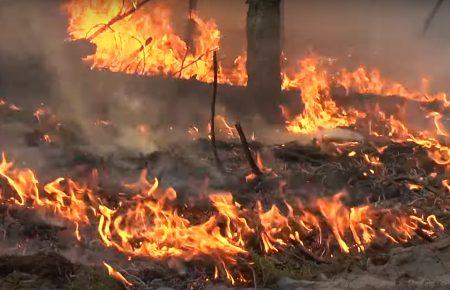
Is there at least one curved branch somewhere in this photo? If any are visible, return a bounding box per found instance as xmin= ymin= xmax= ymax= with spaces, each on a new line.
xmin=87 ymin=0 xmax=153 ymax=41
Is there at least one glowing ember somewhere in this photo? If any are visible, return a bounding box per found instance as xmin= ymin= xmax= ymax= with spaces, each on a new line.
xmin=209 ymin=115 xmax=239 ymax=140
xmin=0 ymin=98 xmax=22 ymax=112
xmin=188 ymin=126 xmax=200 ymax=140
xmin=103 ymin=262 xmax=133 ymax=287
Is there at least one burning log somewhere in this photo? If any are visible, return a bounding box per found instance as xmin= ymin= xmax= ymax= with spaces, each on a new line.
xmin=246 ymin=0 xmax=282 ymax=122
xmin=235 ymin=122 xmax=263 ymax=176
xmin=294 ymin=244 xmax=332 ymax=264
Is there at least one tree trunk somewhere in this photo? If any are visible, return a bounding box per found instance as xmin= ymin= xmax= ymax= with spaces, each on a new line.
xmin=246 ymin=0 xmax=282 ymax=123
xmin=280 ymin=0 xmax=285 ymax=49
xmin=186 ymin=0 xmax=198 ymax=53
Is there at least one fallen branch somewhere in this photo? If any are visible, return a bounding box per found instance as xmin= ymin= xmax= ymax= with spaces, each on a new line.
xmin=172 ymin=47 xmax=217 ymax=78
xmin=123 ymin=36 xmax=153 ymax=73
xmin=295 ymin=244 xmax=331 ymax=264
xmin=235 ymin=122 xmax=263 ymax=176
xmin=210 ymin=51 xmax=224 ymax=172
xmin=87 ymin=0 xmax=153 ymax=41
xmin=415 ymin=228 xmax=435 ymax=242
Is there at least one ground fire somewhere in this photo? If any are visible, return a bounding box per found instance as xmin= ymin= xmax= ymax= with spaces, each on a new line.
xmin=0 ymin=0 xmax=449 ymax=290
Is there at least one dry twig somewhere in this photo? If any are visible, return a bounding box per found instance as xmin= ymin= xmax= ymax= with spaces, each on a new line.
xmin=235 ymin=122 xmax=263 ymax=176
xmin=423 ymin=0 xmax=445 ymax=35
xmin=210 ymin=51 xmax=224 ymax=171
xmin=87 ymin=0 xmax=153 ymax=41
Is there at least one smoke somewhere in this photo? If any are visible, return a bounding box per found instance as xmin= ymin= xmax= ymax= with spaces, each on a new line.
xmin=203 ymin=0 xmax=450 ymax=92
xmin=0 ymin=0 xmax=449 ymax=159
xmin=288 ymin=0 xmax=450 ymax=92
xmin=0 ymin=0 xmax=186 ymax=157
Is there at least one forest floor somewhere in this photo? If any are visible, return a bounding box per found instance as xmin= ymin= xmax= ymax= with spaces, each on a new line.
xmin=0 ymin=86 xmax=449 ymax=290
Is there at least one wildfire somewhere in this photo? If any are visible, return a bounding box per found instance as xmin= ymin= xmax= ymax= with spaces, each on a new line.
xmin=62 ymin=1 xmax=450 ymax=142
xmin=0 ymin=153 xmax=444 ymax=284
xmin=97 ymin=172 xmax=249 ymax=283
xmin=279 ymin=56 xmax=450 ymax=204
xmin=337 ymin=67 xmax=449 ymax=106
xmin=0 ymin=153 xmax=97 ymax=239
xmin=282 ymin=56 xmax=366 ymax=134
xmin=258 ymin=192 xmax=444 ymax=255
xmin=61 ymin=1 xmax=450 ymax=143
xmin=3 ymin=2 xmax=444 ymax=285
xmin=63 ymin=0 xmax=247 ymax=85
xmin=280 ymin=53 xmax=449 ymax=136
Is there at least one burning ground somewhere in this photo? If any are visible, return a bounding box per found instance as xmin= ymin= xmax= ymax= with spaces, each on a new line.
xmin=0 ymin=0 xmax=450 ymax=290
xmin=0 ymin=97 xmax=449 ymax=290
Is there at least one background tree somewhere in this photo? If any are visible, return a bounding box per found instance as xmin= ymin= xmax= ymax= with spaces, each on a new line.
xmin=246 ymin=0 xmax=282 ymax=122
xmin=186 ymin=0 xmax=198 ymax=53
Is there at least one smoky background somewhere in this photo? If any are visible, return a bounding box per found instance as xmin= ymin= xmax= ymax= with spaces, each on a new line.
xmin=200 ymin=0 xmax=450 ymax=91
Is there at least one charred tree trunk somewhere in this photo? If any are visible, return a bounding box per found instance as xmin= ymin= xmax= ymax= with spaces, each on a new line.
xmin=280 ymin=0 xmax=285 ymax=49
xmin=246 ymin=0 xmax=282 ymax=123
xmin=186 ymin=0 xmax=199 ymax=53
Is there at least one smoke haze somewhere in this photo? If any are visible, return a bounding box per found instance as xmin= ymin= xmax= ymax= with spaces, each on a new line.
xmin=0 ymin=0 xmax=449 ymax=156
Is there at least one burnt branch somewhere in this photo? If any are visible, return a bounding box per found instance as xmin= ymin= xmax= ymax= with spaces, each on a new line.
xmin=235 ymin=122 xmax=263 ymax=176
xmin=173 ymin=48 xmax=218 ymax=77
xmin=295 ymin=244 xmax=332 ymax=264
xmin=423 ymin=0 xmax=445 ymax=35
xmin=87 ymin=0 xmax=153 ymax=41
xmin=186 ymin=0 xmax=199 ymax=53
xmin=210 ymin=51 xmax=224 ymax=172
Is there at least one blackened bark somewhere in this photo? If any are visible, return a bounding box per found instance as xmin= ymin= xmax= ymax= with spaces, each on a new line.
xmin=186 ymin=0 xmax=199 ymax=53
xmin=280 ymin=0 xmax=285 ymax=49
xmin=246 ymin=0 xmax=282 ymax=123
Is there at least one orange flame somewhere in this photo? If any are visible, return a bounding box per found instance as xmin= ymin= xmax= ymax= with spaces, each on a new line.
xmin=103 ymin=262 xmax=133 ymax=287
xmin=337 ymin=67 xmax=449 ymax=106
xmin=283 ymin=56 xmax=365 ymax=134
xmin=257 ymin=192 xmax=443 ymax=256
xmin=0 ymin=153 xmax=444 ymax=284
xmin=63 ymin=0 xmax=247 ymax=85
xmin=0 ymin=153 xmax=96 ymax=238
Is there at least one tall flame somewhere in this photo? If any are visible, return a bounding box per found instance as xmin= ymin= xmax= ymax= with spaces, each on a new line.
xmin=63 ymin=0 xmax=247 ymax=85
xmin=282 ymin=56 xmax=365 ymax=134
